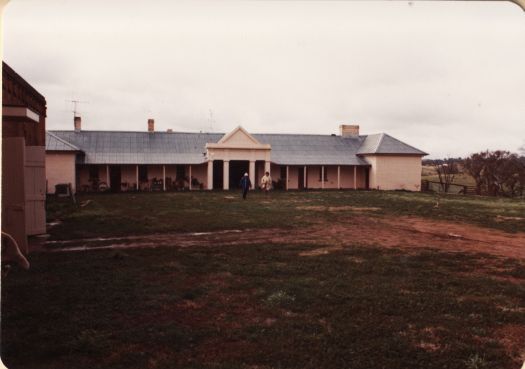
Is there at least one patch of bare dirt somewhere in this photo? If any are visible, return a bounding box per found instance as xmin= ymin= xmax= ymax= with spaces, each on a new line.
xmin=494 ymin=324 xmax=525 ymax=364
xmin=496 ymin=215 xmax=525 ymax=222
xmin=299 ymin=245 xmax=343 ymax=256
xmin=44 ymin=215 xmax=525 ymax=260
xmin=296 ymin=205 xmax=381 ymax=212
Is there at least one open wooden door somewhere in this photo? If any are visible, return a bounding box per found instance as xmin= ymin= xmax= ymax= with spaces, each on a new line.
xmin=24 ymin=146 xmax=46 ymax=235
xmin=2 ymin=138 xmax=28 ymax=253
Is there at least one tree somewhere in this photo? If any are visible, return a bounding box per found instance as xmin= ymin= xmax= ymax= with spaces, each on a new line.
xmin=465 ymin=152 xmax=486 ymax=195
xmin=465 ymin=150 xmax=525 ymax=197
xmin=434 ymin=158 xmax=457 ymax=193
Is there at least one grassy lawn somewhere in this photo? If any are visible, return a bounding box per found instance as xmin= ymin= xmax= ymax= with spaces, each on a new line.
xmin=46 ymin=190 xmax=525 ymax=239
xmin=2 ymin=242 xmax=524 ymax=369
xmin=2 ymin=191 xmax=524 ymax=369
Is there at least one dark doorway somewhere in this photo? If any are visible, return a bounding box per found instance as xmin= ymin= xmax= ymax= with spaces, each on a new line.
xmin=176 ymin=165 xmax=186 ymax=181
xmin=255 ymin=160 xmax=265 ymax=186
xmin=109 ymin=165 xmax=121 ymax=192
xmin=298 ymin=166 xmax=305 ymax=190
xmin=213 ymin=160 xmax=223 ymax=189
xmin=365 ymin=167 xmax=370 ymax=189
xmin=229 ymin=160 xmax=249 ymax=189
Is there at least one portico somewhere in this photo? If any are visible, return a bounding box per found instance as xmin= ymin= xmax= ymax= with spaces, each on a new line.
xmin=205 ymin=127 xmax=271 ymax=190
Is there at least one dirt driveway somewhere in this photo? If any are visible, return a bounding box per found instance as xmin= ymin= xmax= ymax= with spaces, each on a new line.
xmin=45 ymin=215 xmax=525 ymax=260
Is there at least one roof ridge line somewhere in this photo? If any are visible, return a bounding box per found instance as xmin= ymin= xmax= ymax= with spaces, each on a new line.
xmin=48 ymin=130 xmax=367 ymax=138
xmin=48 ymin=129 xmax=224 ymax=135
xmin=373 ymin=133 xmax=385 ymax=153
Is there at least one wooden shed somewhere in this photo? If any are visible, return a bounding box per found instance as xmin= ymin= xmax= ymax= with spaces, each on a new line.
xmin=2 ymin=62 xmax=47 ymax=255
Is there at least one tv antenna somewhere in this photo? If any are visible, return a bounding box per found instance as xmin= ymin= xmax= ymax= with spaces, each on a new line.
xmin=67 ymin=99 xmax=89 ymax=118
xmin=208 ymin=109 xmax=214 ymax=132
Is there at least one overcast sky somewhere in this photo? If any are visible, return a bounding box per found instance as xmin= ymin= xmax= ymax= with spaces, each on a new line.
xmin=2 ymin=0 xmax=525 ymax=158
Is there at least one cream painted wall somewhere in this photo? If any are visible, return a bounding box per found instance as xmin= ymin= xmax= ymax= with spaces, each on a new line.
xmin=45 ymin=152 xmax=76 ymax=194
xmin=339 ymin=166 xmax=367 ymax=189
xmin=273 ymin=165 xmax=368 ymax=190
xmin=306 ymin=165 xmax=322 ymax=189
xmin=287 ymin=166 xmax=299 ymax=189
xmin=363 ymin=155 xmax=422 ymax=191
xmin=323 ymin=166 xmax=338 ymax=189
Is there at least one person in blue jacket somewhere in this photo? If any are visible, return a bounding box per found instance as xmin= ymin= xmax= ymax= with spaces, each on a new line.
xmin=239 ymin=173 xmax=252 ymax=200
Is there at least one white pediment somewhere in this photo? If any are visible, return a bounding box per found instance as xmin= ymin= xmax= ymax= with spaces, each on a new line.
xmin=206 ymin=126 xmax=271 ymax=153
xmin=218 ymin=126 xmax=261 ymax=146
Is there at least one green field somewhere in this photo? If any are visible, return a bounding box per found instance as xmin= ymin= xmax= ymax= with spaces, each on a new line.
xmin=2 ymin=191 xmax=524 ymax=369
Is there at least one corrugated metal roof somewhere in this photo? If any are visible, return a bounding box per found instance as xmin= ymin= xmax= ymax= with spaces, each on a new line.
xmin=254 ymin=134 xmax=369 ymax=165
xmin=48 ymin=130 xmax=426 ymax=165
xmin=46 ymin=131 xmax=80 ymax=151
xmin=49 ymin=131 xmax=221 ymax=164
xmin=357 ymin=133 xmax=428 ymax=155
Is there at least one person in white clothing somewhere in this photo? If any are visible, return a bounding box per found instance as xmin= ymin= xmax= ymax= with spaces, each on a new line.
xmin=260 ymin=171 xmax=272 ymax=195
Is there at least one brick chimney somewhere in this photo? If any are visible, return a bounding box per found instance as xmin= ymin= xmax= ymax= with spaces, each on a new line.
xmin=339 ymin=124 xmax=359 ymax=137
xmin=74 ymin=116 xmax=81 ymax=131
xmin=148 ymin=118 xmax=154 ymax=133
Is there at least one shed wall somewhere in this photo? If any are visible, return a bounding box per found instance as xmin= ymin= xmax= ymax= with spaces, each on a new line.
xmin=46 ymin=152 xmax=76 ymax=194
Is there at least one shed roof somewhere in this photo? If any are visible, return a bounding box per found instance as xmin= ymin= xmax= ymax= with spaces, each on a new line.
xmin=46 ymin=131 xmax=80 ymax=151
xmin=47 ymin=129 xmax=426 ymax=165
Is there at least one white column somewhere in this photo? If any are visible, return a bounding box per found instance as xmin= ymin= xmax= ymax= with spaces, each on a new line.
xmin=321 ymin=166 xmax=325 ymax=189
xmin=162 ymin=165 xmax=166 ymax=191
xmin=106 ymin=165 xmax=110 ymax=189
xmin=354 ymin=166 xmax=357 ymax=190
xmin=136 ymin=165 xmax=139 ymax=191
xmin=286 ymin=165 xmax=289 ymax=191
xmin=249 ymin=161 xmax=255 ymax=188
xmin=223 ymin=160 xmax=229 ymax=190
xmin=304 ymin=166 xmax=307 ymax=189
xmin=264 ymin=161 xmax=271 ymax=174
xmin=337 ymin=165 xmax=341 ymax=189
xmin=207 ymin=160 xmax=214 ymax=190
xmin=189 ymin=165 xmax=192 ymax=190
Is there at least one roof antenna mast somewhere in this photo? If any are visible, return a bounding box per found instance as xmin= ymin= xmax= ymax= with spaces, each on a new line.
xmin=67 ymin=99 xmax=88 ymax=118
xmin=208 ymin=109 xmax=214 ymax=132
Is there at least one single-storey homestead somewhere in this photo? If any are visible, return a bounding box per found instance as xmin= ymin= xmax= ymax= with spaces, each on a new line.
xmin=46 ymin=119 xmax=427 ymax=194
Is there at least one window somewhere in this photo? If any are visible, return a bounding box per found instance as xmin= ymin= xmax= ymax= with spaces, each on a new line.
xmin=89 ymin=166 xmax=99 ymax=180
xmin=139 ymin=165 xmax=148 ymax=182
xmin=280 ymin=166 xmax=287 ymax=179
xmin=319 ymin=166 xmax=327 ymax=182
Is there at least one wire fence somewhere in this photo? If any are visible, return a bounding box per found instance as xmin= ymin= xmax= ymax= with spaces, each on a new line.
xmin=421 ymin=180 xmax=478 ymax=195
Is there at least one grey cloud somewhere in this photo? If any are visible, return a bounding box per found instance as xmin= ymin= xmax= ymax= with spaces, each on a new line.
xmin=3 ymin=0 xmax=524 ymax=158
